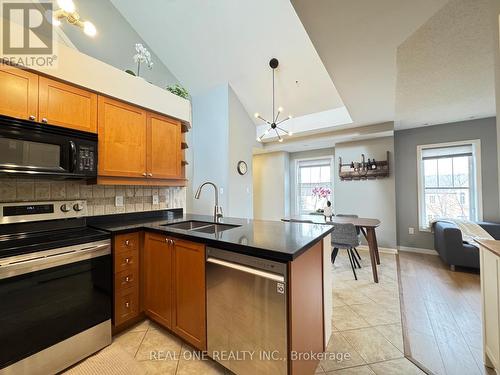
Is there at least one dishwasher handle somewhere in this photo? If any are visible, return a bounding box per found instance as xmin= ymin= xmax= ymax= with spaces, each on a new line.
xmin=207 ymin=257 xmax=285 ymax=282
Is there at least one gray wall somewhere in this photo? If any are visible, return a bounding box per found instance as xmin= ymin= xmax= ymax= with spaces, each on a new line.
xmin=395 ymin=117 xmax=500 ymax=250
xmin=253 ymin=152 xmax=290 ymax=221
xmin=494 ymin=0 xmax=500 ymax=206
xmin=289 ymin=148 xmax=335 ymax=216
xmin=188 ymin=84 xmax=257 ymax=218
xmin=62 ymin=0 xmax=178 ymax=88
xmin=334 ymin=137 xmax=397 ymax=249
xmin=228 ymin=86 xmax=258 ymax=219
xmin=188 ymin=84 xmax=229 ymax=215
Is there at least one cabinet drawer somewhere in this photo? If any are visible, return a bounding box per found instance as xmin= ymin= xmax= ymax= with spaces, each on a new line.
xmin=114 ymin=286 xmax=139 ymax=326
xmin=114 ymin=249 xmax=139 ymax=274
xmin=114 ymin=232 xmax=140 ymax=255
xmin=114 ymin=268 xmax=139 ymax=291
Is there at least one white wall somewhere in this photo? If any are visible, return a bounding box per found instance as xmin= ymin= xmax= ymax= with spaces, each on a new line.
xmin=494 ymin=0 xmax=500 ymax=205
xmin=289 ymin=148 xmax=335 ymax=215
xmin=188 ymin=84 xmax=258 ymax=218
xmin=253 ymin=152 xmax=290 ymax=221
xmin=334 ymin=137 xmax=397 ymax=249
xmin=62 ymin=0 xmax=179 ymax=88
xmin=188 ymin=84 xmax=229 ymax=216
xmin=228 ymin=86 xmax=259 ymax=218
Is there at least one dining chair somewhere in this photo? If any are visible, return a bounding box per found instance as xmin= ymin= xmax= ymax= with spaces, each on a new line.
xmin=330 ymin=222 xmax=361 ymax=280
xmin=336 ymin=214 xmax=362 ymax=262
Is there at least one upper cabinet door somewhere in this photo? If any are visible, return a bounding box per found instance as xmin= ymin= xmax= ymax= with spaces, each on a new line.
xmin=0 ymin=65 xmax=38 ymax=121
xmin=147 ymin=113 xmax=182 ymax=179
xmin=39 ymin=77 xmax=97 ymax=133
xmin=98 ymin=96 xmax=147 ymax=178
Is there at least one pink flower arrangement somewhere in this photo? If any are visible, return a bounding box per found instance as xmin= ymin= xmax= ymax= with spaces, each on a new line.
xmin=312 ymin=186 xmax=332 ymax=198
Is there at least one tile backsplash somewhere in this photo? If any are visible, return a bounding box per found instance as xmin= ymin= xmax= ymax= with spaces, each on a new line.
xmin=0 ymin=178 xmax=186 ymax=216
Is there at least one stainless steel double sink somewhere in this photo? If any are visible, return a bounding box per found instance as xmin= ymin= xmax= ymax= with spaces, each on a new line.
xmin=162 ymin=220 xmax=240 ymax=234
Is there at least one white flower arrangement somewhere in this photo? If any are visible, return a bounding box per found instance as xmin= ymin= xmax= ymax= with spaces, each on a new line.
xmin=133 ymin=43 xmax=153 ymax=76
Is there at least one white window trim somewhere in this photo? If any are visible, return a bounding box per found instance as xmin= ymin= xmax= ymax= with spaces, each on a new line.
xmin=416 ymin=139 xmax=483 ymax=232
xmin=294 ymin=156 xmax=334 ymax=216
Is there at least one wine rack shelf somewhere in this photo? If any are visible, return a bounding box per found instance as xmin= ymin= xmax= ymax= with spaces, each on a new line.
xmin=338 ymin=151 xmax=390 ymax=181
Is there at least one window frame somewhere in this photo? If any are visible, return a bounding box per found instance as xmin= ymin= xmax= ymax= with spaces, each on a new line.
xmin=294 ymin=156 xmax=334 ymax=216
xmin=416 ymin=139 xmax=483 ymax=231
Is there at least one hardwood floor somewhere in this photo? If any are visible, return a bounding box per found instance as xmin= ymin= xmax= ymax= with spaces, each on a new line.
xmin=398 ymin=252 xmax=494 ymax=375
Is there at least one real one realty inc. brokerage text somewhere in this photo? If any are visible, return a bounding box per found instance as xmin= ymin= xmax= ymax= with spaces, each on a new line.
xmin=149 ymin=350 xmax=352 ymax=362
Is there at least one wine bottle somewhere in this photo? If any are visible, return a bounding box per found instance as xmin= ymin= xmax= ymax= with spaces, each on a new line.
xmin=350 ymin=161 xmax=355 ymax=169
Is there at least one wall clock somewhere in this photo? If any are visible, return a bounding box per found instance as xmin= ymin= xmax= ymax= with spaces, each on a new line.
xmin=237 ymin=161 xmax=248 ymax=175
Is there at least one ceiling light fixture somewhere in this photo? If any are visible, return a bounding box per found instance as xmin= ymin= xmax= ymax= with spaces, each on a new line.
xmin=53 ymin=0 xmax=97 ymax=37
xmin=255 ymin=58 xmax=293 ymax=143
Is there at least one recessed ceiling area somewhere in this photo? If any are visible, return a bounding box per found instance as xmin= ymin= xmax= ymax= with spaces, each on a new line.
xmin=110 ymin=0 xmax=351 ymax=137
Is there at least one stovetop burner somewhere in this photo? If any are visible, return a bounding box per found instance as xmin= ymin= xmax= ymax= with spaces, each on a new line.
xmin=0 ymin=200 xmax=110 ymax=259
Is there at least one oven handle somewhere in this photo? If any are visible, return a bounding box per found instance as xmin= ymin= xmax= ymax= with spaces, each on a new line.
xmin=0 ymin=241 xmax=110 ymax=280
xmin=69 ymin=140 xmax=77 ymax=173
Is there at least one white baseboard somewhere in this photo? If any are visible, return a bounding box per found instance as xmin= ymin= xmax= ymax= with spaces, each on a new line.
xmin=398 ymin=246 xmax=438 ymax=256
xmin=357 ymin=245 xmax=398 ymax=255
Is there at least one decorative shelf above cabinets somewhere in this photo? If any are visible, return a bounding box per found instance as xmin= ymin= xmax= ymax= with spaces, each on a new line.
xmin=339 ymin=151 xmax=390 ymax=181
xmin=181 ymin=142 xmax=189 ymax=150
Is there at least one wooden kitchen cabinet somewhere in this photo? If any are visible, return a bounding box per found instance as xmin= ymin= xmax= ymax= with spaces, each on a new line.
xmin=143 ymin=233 xmax=206 ymax=350
xmin=147 ymin=113 xmax=182 ymax=179
xmin=144 ymin=232 xmax=174 ymax=329
xmin=97 ymin=96 xmax=147 ymax=178
xmin=38 ymin=76 xmax=97 ymax=133
xmin=172 ymin=238 xmax=207 ymax=351
xmin=113 ymin=232 xmax=141 ymax=328
xmin=0 ymin=64 xmax=38 ymax=121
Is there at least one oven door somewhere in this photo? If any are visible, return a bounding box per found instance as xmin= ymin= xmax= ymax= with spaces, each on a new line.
xmin=0 ymin=241 xmax=112 ymax=370
xmin=0 ymin=116 xmax=97 ymax=179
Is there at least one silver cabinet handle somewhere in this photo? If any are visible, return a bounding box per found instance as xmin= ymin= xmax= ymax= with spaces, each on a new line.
xmin=29 ymin=115 xmax=36 ymax=121
xmin=125 ymin=302 xmax=130 ymax=308
xmin=142 ymin=173 xmax=147 ymax=177
xmin=125 ymin=276 xmax=130 ymax=282
xmin=125 ymin=240 xmax=130 ymax=246
xmin=42 ymin=118 xmax=48 ymax=123
xmin=148 ymin=173 xmax=153 ymax=177
xmin=206 ymin=257 xmax=285 ymax=282
xmin=125 ymin=257 xmax=130 ymax=264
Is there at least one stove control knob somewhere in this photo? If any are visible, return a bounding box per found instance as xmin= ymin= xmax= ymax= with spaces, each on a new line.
xmin=60 ymin=204 xmax=71 ymax=213
xmin=73 ymin=203 xmax=84 ymax=212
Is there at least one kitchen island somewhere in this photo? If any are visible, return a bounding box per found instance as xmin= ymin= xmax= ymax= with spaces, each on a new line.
xmin=89 ymin=209 xmax=333 ymax=375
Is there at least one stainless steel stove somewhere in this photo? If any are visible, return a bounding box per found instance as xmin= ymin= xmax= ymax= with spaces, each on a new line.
xmin=0 ymin=200 xmax=112 ymax=375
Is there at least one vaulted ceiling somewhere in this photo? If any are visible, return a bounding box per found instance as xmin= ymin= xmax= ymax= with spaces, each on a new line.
xmin=111 ymin=0 xmax=496 ymax=148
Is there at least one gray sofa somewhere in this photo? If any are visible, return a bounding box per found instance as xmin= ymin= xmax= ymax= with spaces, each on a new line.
xmin=433 ymin=221 xmax=500 ymax=270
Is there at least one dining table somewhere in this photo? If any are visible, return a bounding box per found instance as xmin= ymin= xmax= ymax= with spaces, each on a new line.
xmin=282 ymin=215 xmax=382 ymax=283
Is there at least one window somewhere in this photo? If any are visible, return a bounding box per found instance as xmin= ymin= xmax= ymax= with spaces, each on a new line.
xmin=417 ymin=140 xmax=482 ymax=230
xmin=296 ymin=158 xmax=333 ymax=215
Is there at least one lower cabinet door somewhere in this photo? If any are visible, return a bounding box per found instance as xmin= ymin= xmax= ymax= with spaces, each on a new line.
xmin=144 ymin=232 xmax=173 ymax=329
xmin=115 ymin=286 xmax=139 ymax=327
xmin=172 ymin=238 xmax=207 ymax=351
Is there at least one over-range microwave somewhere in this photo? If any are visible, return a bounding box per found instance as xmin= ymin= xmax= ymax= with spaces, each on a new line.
xmin=0 ymin=115 xmax=97 ymax=179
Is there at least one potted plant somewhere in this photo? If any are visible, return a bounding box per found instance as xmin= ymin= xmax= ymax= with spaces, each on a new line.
xmin=125 ymin=43 xmax=153 ymax=78
xmin=166 ymin=84 xmax=190 ymax=100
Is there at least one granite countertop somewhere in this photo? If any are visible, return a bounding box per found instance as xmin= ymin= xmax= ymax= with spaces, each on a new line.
xmin=88 ymin=210 xmax=334 ymax=262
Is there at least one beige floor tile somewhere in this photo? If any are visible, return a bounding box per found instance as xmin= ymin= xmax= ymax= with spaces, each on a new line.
xmin=320 ymin=333 xmax=366 ymax=372
xmin=175 ymin=356 xmax=226 ymax=375
xmin=349 ymin=302 xmax=401 ymax=326
xmin=137 ymin=358 xmax=179 ymax=375
xmin=369 ymin=358 xmax=425 ymax=375
xmin=373 ymin=324 xmax=404 ymax=352
xmin=329 ymin=365 xmax=375 ymax=374
xmin=135 ymin=326 xmax=183 ymax=361
xmin=333 ymin=305 xmax=371 ymax=331
xmin=341 ymin=328 xmax=403 ymax=364
xmin=128 ymin=319 xmax=151 ymax=332
xmin=114 ymin=329 xmax=147 ymax=357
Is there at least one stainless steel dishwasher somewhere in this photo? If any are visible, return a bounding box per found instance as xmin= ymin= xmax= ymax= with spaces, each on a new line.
xmin=206 ymin=247 xmax=287 ymax=375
